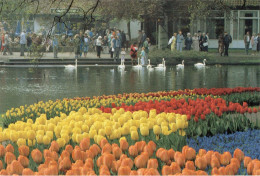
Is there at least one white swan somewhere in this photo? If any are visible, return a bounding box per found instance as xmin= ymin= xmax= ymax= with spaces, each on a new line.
xmin=118 ymin=60 xmax=125 ymax=69
xmin=194 ymin=59 xmax=206 ymax=68
xmin=65 ymin=59 xmax=78 ymax=69
xmin=155 ymin=58 xmax=166 ymax=69
xmin=133 ymin=58 xmax=142 ymax=69
xmin=176 ymin=60 xmax=184 ymax=69
xmin=147 ymin=59 xmax=152 ymax=69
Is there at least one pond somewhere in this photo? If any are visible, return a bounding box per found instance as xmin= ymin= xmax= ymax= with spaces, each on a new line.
xmin=0 ymin=65 xmax=259 ymax=113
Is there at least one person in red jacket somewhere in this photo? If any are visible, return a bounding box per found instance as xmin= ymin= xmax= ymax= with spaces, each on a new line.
xmin=130 ymin=42 xmax=138 ymax=65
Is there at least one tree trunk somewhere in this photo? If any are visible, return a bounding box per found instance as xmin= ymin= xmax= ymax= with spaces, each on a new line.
xmin=127 ymin=20 xmax=131 ymax=40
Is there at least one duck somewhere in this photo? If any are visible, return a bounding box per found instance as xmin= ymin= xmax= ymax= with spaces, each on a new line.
xmin=65 ymin=59 xmax=78 ymax=69
xmin=133 ymin=58 xmax=142 ymax=69
xmin=155 ymin=58 xmax=166 ymax=69
xmin=194 ymin=59 xmax=206 ymax=68
xmin=176 ymin=60 xmax=184 ymax=69
xmin=118 ymin=60 xmax=125 ymax=69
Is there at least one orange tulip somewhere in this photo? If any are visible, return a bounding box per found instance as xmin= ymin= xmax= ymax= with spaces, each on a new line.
xmin=160 ymin=149 xmax=170 ymax=163
xmin=50 ymin=141 xmax=60 ymax=152
xmin=0 ymin=169 xmax=8 ymax=175
xmin=185 ymin=147 xmax=196 ymax=161
xmin=44 ymin=156 xmax=55 ymax=165
xmin=129 ymin=145 xmax=138 ymax=157
xmin=72 ymin=160 xmax=84 ymax=169
xmin=103 ymin=153 xmax=115 ymax=169
xmin=220 ymin=152 xmax=232 ymax=166
xmin=229 ymin=162 xmax=239 ymax=175
xmin=147 ymin=141 xmax=157 ymax=152
xmin=22 ymin=168 xmax=35 ymax=175
xmin=231 ymin=157 xmax=240 ymax=168
xmin=31 ymin=149 xmax=42 ymax=164
xmin=65 ymin=145 xmax=74 ymax=154
xmin=60 ymin=150 xmax=70 ymax=161
xmin=135 ymin=141 xmax=146 ymax=153
xmin=72 ymin=148 xmax=84 ymax=161
xmin=143 ymin=168 xmax=160 ymax=175
xmin=5 ymin=144 xmax=14 ymax=153
xmin=134 ymin=154 xmax=148 ymax=168
xmin=204 ymin=151 xmax=214 ymax=166
xmin=80 ymin=166 xmax=94 ymax=175
xmin=211 ymin=155 xmax=220 ymax=168
xmin=89 ymin=144 xmax=101 ymax=156
xmin=195 ymin=156 xmax=207 ymax=170
xmin=0 ymin=160 xmax=3 ymax=170
xmin=233 ymin=148 xmax=245 ymax=162
xmin=170 ymin=162 xmax=181 ymax=175
xmin=38 ymin=163 xmax=48 ymax=172
xmin=120 ymin=139 xmax=129 ymax=151
xmin=102 ymin=143 xmax=112 ymax=154
xmin=182 ymin=168 xmax=197 ymax=175
xmin=98 ymin=138 xmax=108 ymax=149
xmin=147 ymin=159 xmax=158 ymax=169
xmin=59 ymin=157 xmax=72 ymax=172
xmin=218 ymin=167 xmax=226 ymax=175
xmin=168 ymin=149 xmax=175 ymax=160
xmin=5 ymin=152 xmax=16 ymax=165
xmin=174 ymin=152 xmax=185 ymax=167
xmin=18 ymin=155 xmax=29 ymax=168
xmin=121 ymin=158 xmax=134 ymax=169
xmin=185 ymin=160 xmax=196 ymax=170
xmin=0 ymin=145 xmax=5 ymax=157
xmin=111 ymin=160 xmax=120 ymax=173
xmin=79 ymin=137 xmax=90 ymax=151
xmin=247 ymin=161 xmax=254 ymax=175
xmin=198 ymin=149 xmax=207 ymax=157
xmin=43 ymin=149 xmax=52 ymax=159
xmin=84 ymin=158 xmax=94 ymax=169
xmin=9 ymin=160 xmax=24 ymax=175
xmin=18 ymin=145 xmax=29 ymax=157
xmin=130 ymin=170 xmax=138 ymax=175
xmin=112 ymin=147 xmax=122 ymax=160
xmin=120 ymin=154 xmax=128 ymax=162
xmin=211 ymin=167 xmax=219 ymax=175
xmin=118 ymin=166 xmax=131 ymax=175
xmin=196 ymin=170 xmax=208 ymax=175
xmin=162 ymin=165 xmax=172 ymax=175
xmin=244 ymin=156 xmax=252 ymax=168
xmin=144 ymin=145 xmax=153 ymax=157
xmin=156 ymin=148 xmax=165 ymax=158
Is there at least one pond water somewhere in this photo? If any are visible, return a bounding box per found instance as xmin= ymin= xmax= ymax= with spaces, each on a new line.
xmin=0 ymin=65 xmax=259 ymax=113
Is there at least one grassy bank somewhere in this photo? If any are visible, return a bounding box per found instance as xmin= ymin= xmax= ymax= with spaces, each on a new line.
xmin=149 ymin=49 xmax=260 ymax=65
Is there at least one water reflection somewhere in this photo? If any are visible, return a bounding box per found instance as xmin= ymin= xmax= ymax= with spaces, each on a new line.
xmin=0 ymin=65 xmax=259 ymax=113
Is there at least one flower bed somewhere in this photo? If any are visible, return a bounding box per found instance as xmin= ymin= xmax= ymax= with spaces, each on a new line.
xmin=0 ymin=87 xmax=259 ymax=175
xmin=0 ymin=138 xmax=260 ymax=175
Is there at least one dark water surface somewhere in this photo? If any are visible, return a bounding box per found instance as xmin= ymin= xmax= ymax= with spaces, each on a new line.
xmin=0 ymin=65 xmax=259 ymax=113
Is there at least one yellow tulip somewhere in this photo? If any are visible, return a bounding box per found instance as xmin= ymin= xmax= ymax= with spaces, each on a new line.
xmin=131 ymin=130 xmax=139 ymax=140
xmin=17 ymin=138 xmax=26 ymax=146
xmin=82 ymin=125 xmax=89 ymax=133
xmin=176 ymin=118 xmax=185 ymax=129
xmin=36 ymin=134 xmax=43 ymax=144
xmin=43 ymin=135 xmax=51 ymax=145
xmin=105 ymin=126 xmax=112 ymax=136
xmin=57 ymin=138 xmax=66 ymax=147
xmin=89 ymin=129 xmax=97 ymax=139
xmin=46 ymin=131 xmax=54 ymax=139
xmin=140 ymin=126 xmax=149 ymax=136
xmin=153 ymin=125 xmax=161 ymax=135
xmin=27 ymin=130 xmax=36 ymax=140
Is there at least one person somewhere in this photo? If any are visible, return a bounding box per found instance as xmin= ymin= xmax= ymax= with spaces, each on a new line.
xmin=251 ymin=33 xmax=258 ymax=55
xmin=140 ymin=47 xmax=146 ymax=65
xmin=137 ymin=30 xmax=142 ymax=48
xmin=198 ymin=31 xmax=203 ymax=51
xmin=3 ymin=33 xmax=12 ymax=55
xmin=223 ymin=32 xmax=232 ymax=56
xmin=141 ymin=30 xmax=147 ymax=47
xmin=244 ymin=31 xmax=250 ymax=55
xmin=201 ymin=33 xmax=208 ymax=52
xmin=125 ymin=33 xmax=130 ymax=51
xmin=120 ymin=48 xmax=126 ymax=64
xmin=121 ymin=30 xmax=126 ymax=49
xmin=192 ymin=33 xmax=200 ymax=51
xmin=52 ymin=34 xmax=58 ymax=58
xmin=114 ymin=36 xmax=121 ymax=61
xmin=143 ymin=38 xmax=149 ymax=65
xmin=257 ymin=33 xmax=260 ymax=53
xmin=176 ymin=30 xmax=184 ymax=52
xmin=26 ymin=33 xmax=32 ymax=56
xmin=130 ymin=42 xmax=138 ymax=65
xmin=168 ymin=33 xmax=177 ymax=51
xmin=20 ymin=31 xmax=26 ymax=56
xmin=83 ymin=33 xmax=89 ymax=58
xmin=110 ymin=36 xmax=115 ymax=58
xmin=79 ymin=31 xmax=84 ymax=57
xmin=73 ymin=34 xmax=81 ymax=59
xmin=185 ymin=33 xmax=192 ymax=50
xmin=218 ymin=34 xmax=224 ymax=56
xmin=96 ymin=36 xmax=102 ymax=58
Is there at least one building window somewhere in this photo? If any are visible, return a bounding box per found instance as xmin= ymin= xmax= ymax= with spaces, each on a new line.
xmin=238 ymin=11 xmax=259 ymax=39
xmin=206 ymin=19 xmax=224 ymax=39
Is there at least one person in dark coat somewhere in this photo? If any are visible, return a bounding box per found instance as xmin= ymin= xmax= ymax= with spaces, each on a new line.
xmin=121 ymin=30 xmax=126 ymax=49
xmin=218 ymin=34 xmax=224 ymax=56
xmin=185 ymin=33 xmax=193 ymax=50
xmin=223 ymin=32 xmax=232 ymax=56
xmin=73 ymin=34 xmax=81 ymax=59
xmin=257 ymin=33 xmax=260 ymax=53
xmin=201 ymin=33 xmax=208 ymax=52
